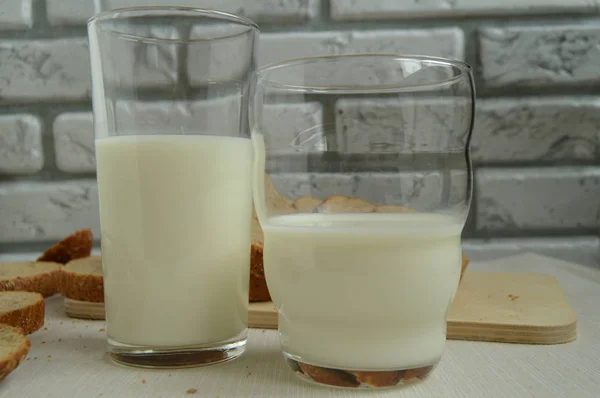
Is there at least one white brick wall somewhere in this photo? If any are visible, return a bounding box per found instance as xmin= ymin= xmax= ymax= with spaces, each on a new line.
xmin=51 ymin=101 xmax=324 ymax=163
xmin=0 ymin=114 xmax=43 ymax=174
xmin=53 ymin=113 xmax=96 ymax=173
xmin=476 ymin=167 xmax=600 ymax=231
xmin=102 ymin=25 xmax=182 ymax=89
xmin=331 ymin=0 xmax=598 ymax=21
xmin=260 ymin=28 xmax=465 ymax=66
xmin=46 ymin=0 xmax=97 ymax=26
xmin=112 ymin=98 xmax=242 ymax=137
xmin=472 ymin=98 xmax=600 ymax=163
xmin=46 ymin=0 xmax=318 ymax=26
xmin=0 ymin=39 xmax=91 ymax=103
xmin=0 ymin=0 xmax=598 ymax=262
xmin=479 ymin=25 xmax=600 ymax=89
xmin=187 ymin=24 xmax=255 ymax=86
xmin=335 ymin=98 xmax=471 ymax=153
xmin=261 ymin=103 xmax=325 ymax=152
xmin=0 ymin=0 xmax=33 ymax=30
xmin=0 ymin=180 xmax=100 ymax=243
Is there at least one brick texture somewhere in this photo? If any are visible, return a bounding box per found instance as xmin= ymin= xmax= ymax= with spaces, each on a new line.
xmin=331 ymin=0 xmax=598 ymax=21
xmin=472 ymin=98 xmax=600 ymax=163
xmin=463 ymin=236 xmax=600 ymax=269
xmin=0 ymin=114 xmax=43 ymax=174
xmin=187 ymin=24 xmax=256 ymax=86
xmin=106 ymin=100 xmax=321 ymax=146
xmin=0 ymin=39 xmax=91 ymax=104
xmin=109 ymin=26 xmax=180 ymax=90
xmin=261 ymin=103 xmax=325 ymax=152
xmin=111 ymin=98 xmax=242 ymax=138
xmin=47 ymin=0 xmax=318 ymax=26
xmin=335 ymin=98 xmax=471 ymax=153
xmin=53 ymin=113 xmax=96 ymax=173
xmin=479 ymin=26 xmax=600 ymax=89
xmin=476 ymin=167 xmax=600 ymax=232
xmin=106 ymin=0 xmax=317 ymax=24
xmin=0 ymin=0 xmax=33 ymax=30
xmin=0 ymin=180 xmax=100 ymax=243
xmin=260 ymin=28 xmax=464 ymax=66
xmin=46 ymin=0 xmax=97 ymax=26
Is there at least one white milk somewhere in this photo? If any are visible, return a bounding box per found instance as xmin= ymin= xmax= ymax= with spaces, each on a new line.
xmin=262 ymin=212 xmax=462 ymax=370
xmin=96 ymin=135 xmax=252 ymax=347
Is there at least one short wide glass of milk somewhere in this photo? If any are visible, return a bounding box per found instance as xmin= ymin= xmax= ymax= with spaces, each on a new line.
xmin=88 ymin=7 xmax=258 ymax=368
xmin=251 ymin=55 xmax=475 ymax=388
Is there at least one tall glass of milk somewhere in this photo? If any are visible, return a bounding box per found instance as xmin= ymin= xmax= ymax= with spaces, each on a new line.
xmin=251 ymin=55 xmax=475 ymax=388
xmin=88 ymin=7 xmax=258 ymax=368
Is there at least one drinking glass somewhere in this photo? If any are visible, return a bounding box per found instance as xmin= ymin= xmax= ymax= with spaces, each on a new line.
xmin=88 ymin=7 xmax=258 ymax=368
xmin=251 ymin=54 xmax=475 ymax=388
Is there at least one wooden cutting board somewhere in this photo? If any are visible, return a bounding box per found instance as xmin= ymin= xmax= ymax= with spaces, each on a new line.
xmin=249 ymin=271 xmax=577 ymax=345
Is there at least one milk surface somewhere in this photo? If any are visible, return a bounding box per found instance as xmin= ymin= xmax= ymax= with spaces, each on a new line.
xmin=96 ymin=135 xmax=252 ymax=346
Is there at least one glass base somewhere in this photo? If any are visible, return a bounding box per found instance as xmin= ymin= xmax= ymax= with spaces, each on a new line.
xmin=107 ymin=334 xmax=246 ymax=369
xmin=284 ymin=354 xmax=435 ymax=389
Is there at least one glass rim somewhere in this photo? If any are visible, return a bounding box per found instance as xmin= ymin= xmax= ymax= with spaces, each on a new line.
xmin=256 ymin=54 xmax=473 ymax=94
xmin=87 ymin=6 xmax=258 ymax=44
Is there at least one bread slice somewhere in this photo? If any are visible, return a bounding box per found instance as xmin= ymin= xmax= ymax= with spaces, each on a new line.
xmin=61 ymin=256 xmax=104 ymax=303
xmin=461 ymin=253 xmax=469 ymax=280
xmin=317 ymin=196 xmax=375 ymax=213
xmin=374 ymin=204 xmax=415 ymax=213
xmin=249 ymin=243 xmax=270 ymax=302
xmin=0 ymin=324 xmax=30 ymax=382
xmin=0 ymin=261 xmax=61 ymax=297
xmin=264 ymin=174 xmax=294 ymax=215
xmin=37 ymin=229 xmax=93 ymax=264
xmin=292 ymin=196 xmax=321 ymax=213
xmin=0 ymin=291 xmax=45 ymax=335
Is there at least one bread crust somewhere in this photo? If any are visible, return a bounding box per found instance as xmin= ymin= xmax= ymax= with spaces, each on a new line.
xmin=60 ymin=257 xmax=104 ymax=303
xmin=317 ymin=195 xmax=375 ymax=213
xmin=0 ymin=324 xmax=31 ymax=382
xmin=37 ymin=229 xmax=93 ymax=264
xmin=0 ymin=262 xmax=61 ymax=297
xmin=249 ymin=244 xmax=270 ymax=302
xmin=0 ymin=292 xmax=45 ymax=335
xmin=292 ymin=196 xmax=321 ymax=213
xmin=461 ymin=253 xmax=469 ymax=280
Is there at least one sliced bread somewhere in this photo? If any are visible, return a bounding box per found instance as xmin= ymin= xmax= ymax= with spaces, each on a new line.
xmin=37 ymin=229 xmax=93 ymax=264
xmin=292 ymin=196 xmax=321 ymax=213
xmin=250 ymin=209 xmax=269 ymax=302
xmin=0 ymin=261 xmax=61 ymax=297
xmin=0 ymin=324 xmax=30 ymax=382
xmin=317 ymin=196 xmax=375 ymax=213
xmin=61 ymin=256 xmax=104 ymax=303
xmin=0 ymin=291 xmax=45 ymax=335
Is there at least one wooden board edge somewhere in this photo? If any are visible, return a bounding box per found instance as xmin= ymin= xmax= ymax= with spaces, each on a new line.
xmin=448 ymin=321 xmax=577 ymax=345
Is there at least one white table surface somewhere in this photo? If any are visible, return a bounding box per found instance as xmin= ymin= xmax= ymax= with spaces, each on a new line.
xmin=0 ymin=252 xmax=598 ymax=398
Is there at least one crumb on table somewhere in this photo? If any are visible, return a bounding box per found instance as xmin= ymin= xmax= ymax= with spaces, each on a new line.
xmin=186 ymin=388 xmax=197 ymax=394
